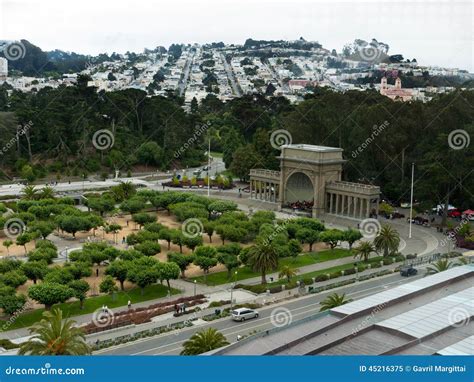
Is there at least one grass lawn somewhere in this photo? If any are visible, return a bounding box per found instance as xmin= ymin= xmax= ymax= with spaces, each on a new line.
xmin=1 ymin=284 xmax=180 ymax=332
xmin=194 ymin=249 xmax=354 ymax=286
xmin=210 ymin=151 xmax=223 ymax=158
xmin=265 ymin=256 xmax=386 ymax=287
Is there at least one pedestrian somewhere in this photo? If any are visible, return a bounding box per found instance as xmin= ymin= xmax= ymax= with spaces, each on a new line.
xmin=174 ymin=304 xmax=179 ymax=315
xmin=122 ymin=236 xmax=126 ymax=244
xmin=128 ymin=300 xmax=131 ymax=309
xmin=96 ymin=268 xmax=99 ymax=277
xmin=126 ymin=220 xmax=129 ymax=227
xmin=183 ymin=302 xmax=187 ymax=313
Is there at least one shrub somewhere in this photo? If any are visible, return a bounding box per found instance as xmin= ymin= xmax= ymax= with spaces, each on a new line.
xmin=314 ymin=274 xmax=329 ymax=282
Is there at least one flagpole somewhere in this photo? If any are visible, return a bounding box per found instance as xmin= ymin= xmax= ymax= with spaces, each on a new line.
xmin=409 ymin=162 xmax=414 ymax=239
xmin=207 ymin=138 xmax=211 ymax=198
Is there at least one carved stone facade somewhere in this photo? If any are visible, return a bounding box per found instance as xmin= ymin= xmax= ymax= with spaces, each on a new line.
xmin=249 ymin=144 xmax=380 ymax=219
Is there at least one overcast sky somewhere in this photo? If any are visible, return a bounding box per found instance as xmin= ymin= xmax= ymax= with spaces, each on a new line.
xmin=1 ymin=0 xmax=472 ymax=71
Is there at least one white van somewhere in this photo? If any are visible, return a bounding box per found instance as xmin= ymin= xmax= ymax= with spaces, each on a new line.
xmin=231 ymin=308 xmax=259 ymax=322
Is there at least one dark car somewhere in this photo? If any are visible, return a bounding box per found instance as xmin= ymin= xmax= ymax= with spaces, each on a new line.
xmin=400 ymin=266 xmax=418 ymax=277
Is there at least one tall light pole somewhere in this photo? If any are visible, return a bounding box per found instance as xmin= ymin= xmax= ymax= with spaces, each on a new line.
xmin=409 ymin=163 xmax=415 ymax=239
xmin=193 ymin=279 xmax=197 ymax=297
xmin=207 ymin=138 xmax=211 ymax=198
xmin=230 ymin=271 xmax=237 ymax=309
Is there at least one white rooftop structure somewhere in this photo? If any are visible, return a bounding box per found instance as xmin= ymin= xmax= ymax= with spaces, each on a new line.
xmin=332 ymin=265 xmax=474 ymax=316
xmin=437 ymin=335 xmax=474 ymax=355
xmin=376 ymin=287 xmax=474 ymax=338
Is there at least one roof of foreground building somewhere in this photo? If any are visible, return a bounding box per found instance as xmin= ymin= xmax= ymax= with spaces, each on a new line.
xmin=215 ymin=265 xmax=474 ymax=355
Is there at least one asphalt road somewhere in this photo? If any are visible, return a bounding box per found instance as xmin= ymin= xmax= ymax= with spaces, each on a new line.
xmin=95 ymin=271 xmax=424 ymax=355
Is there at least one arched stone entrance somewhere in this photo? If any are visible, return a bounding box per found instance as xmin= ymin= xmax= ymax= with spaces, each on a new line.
xmin=284 ymin=171 xmax=314 ymax=206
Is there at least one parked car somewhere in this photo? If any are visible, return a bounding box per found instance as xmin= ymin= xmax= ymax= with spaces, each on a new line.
xmin=231 ymin=308 xmax=259 ymax=322
xmin=448 ymin=209 xmax=462 ymax=218
xmin=400 ymin=266 xmax=418 ymax=277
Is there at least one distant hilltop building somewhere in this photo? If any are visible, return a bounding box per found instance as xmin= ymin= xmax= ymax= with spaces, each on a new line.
xmin=380 ymin=77 xmax=414 ymax=101
xmin=0 ymin=57 xmax=7 ymax=82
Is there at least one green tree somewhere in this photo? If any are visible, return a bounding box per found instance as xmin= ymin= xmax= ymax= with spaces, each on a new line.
xmin=16 ymin=233 xmax=33 ymax=254
xmin=320 ymin=293 xmax=351 ymax=311
xmin=99 ymin=275 xmax=118 ymax=294
xmin=158 ymin=228 xmax=173 ymax=250
xmin=320 ymin=229 xmax=344 ymax=250
xmin=18 ymin=308 xmax=90 ymax=355
xmin=0 ymin=270 xmax=28 ymax=288
xmin=3 ymin=240 xmax=13 ymax=255
xmin=68 ymin=279 xmax=90 ymax=309
xmin=183 ymin=235 xmax=203 ymax=252
xmin=343 ymin=229 xmax=363 ymax=250
xmin=228 ymin=144 xmax=262 ymax=181
xmin=28 ymin=282 xmax=74 ymax=310
xmin=180 ymin=328 xmax=229 ymax=355
xmin=158 ymin=262 xmax=180 ymax=293
xmin=28 ymin=220 xmax=56 ymax=240
xmin=171 ymin=229 xmax=186 ymax=253
xmin=426 ymin=258 xmax=454 ymax=275
xmin=132 ymin=212 xmax=156 ymax=229
xmin=167 ymin=252 xmax=194 ymax=278
xmin=248 ymin=239 xmax=279 ymax=284
xmin=0 ymin=293 xmax=27 ymax=315
xmin=295 ymin=228 xmax=319 ymax=252
xmin=353 ymin=241 xmax=375 ymax=262
xmin=373 ymin=225 xmax=400 ymax=257
xmin=127 ymin=257 xmax=160 ymax=295
xmin=21 ymin=261 xmax=49 ymax=284
xmin=193 ymin=256 xmax=218 ymax=283
xmin=217 ymin=252 xmax=240 ymax=279
xmin=134 ymin=241 xmax=161 ymax=257
xmin=105 ymin=260 xmax=130 ymax=290
xmin=278 ymin=265 xmax=298 ymax=283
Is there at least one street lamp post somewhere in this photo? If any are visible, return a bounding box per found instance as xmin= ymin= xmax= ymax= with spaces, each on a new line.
xmin=193 ymin=280 xmax=197 ymax=297
xmin=230 ymin=283 xmax=237 ymax=310
xmin=65 ymin=246 xmax=69 ymax=263
xmin=409 ymin=163 xmax=415 ymax=239
xmin=230 ymin=271 xmax=237 ymax=309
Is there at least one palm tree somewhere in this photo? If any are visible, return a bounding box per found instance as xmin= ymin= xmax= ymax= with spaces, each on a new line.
xmin=353 ymin=241 xmax=375 ymax=262
xmin=18 ymin=308 xmax=90 ymax=355
xmin=180 ymin=328 xmax=229 ymax=355
xmin=248 ymin=240 xmax=279 ymax=284
xmin=39 ymin=186 xmax=55 ymax=200
xmin=426 ymin=258 xmax=454 ymax=275
xmin=373 ymin=225 xmax=400 ymax=257
xmin=320 ymin=293 xmax=352 ymax=311
xmin=278 ymin=265 xmax=298 ymax=283
xmin=21 ymin=185 xmax=38 ymax=200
